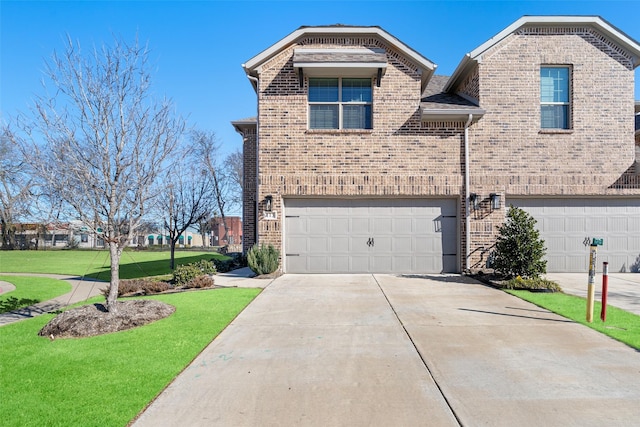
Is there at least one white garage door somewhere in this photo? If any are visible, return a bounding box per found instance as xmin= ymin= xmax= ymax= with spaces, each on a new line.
xmin=284 ymin=198 xmax=458 ymax=273
xmin=511 ymin=198 xmax=640 ymax=273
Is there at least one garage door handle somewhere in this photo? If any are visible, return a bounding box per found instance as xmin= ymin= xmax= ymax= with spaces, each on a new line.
xmin=367 ymin=237 xmax=374 ymax=247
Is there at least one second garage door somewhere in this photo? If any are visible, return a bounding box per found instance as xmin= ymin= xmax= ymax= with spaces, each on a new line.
xmin=511 ymin=198 xmax=640 ymax=272
xmin=284 ymin=198 xmax=458 ymax=273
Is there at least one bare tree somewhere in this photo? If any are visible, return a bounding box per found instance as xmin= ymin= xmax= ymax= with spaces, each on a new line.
xmin=196 ymin=217 xmax=213 ymax=248
xmin=162 ymin=154 xmax=215 ymax=269
xmin=0 ymin=123 xmax=34 ymax=249
xmin=23 ymin=35 xmax=185 ymax=313
xmin=192 ymin=130 xmax=229 ymax=242
xmin=224 ymin=149 xmax=243 ymax=212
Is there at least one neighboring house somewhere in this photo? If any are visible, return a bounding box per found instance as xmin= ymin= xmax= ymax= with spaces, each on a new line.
xmin=146 ymin=230 xmax=201 ymax=248
xmin=209 ymin=216 xmax=243 ymax=247
xmin=234 ymin=16 xmax=640 ymax=274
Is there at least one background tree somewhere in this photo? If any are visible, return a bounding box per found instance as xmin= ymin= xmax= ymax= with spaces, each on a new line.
xmin=224 ymin=148 xmax=243 ymax=210
xmin=23 ymin=35 xmax=185 ymax=313
xmin=161 ymin=156 xmax=215 ymax=269
xmin=196 ymin=216 xmax=214 ymax=248
xmin=192 ymin=130 xmax=242 ymax=246
xmin=0 ymin=123 xmax=34 ymax=249
xmin=492 ymin=206 xmax=547 ymax=279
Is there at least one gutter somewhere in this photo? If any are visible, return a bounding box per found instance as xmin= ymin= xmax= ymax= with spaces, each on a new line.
xmin=247 ymin=74 xmax=260 ymax=246
xmin=464 ymin=113 xmax=473 ymax=272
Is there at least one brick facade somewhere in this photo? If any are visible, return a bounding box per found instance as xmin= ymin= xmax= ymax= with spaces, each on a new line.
xmin=459 ymin=27 xmax=640 ymax=268
xmin=236 ymin=18 xmax=640 ymax=273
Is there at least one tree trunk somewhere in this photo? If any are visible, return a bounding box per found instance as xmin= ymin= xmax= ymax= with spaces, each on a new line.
xmin=106 ymin=242 xmax=122 ymax=313
xmin=170 ymin=239 xmax=177 ymax=270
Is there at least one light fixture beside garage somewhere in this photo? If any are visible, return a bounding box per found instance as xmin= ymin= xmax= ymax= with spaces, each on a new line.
xmin=490 ymin=193 xmax=501 ymax=210
xmin=470 ymin=193 xmax=479 ymax=210
xmin=265 ymin=195 xmax=273 ymax=212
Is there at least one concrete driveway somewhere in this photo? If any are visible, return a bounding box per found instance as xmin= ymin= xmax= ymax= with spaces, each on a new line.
xmin=547 ymin=273 xmax=640 ymax=315
xmin=132 ymin=274 xmax=640 ymax=427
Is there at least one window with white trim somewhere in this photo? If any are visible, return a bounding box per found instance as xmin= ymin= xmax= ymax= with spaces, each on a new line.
xmin=540 ymin=67 xmax=571 ymax=129
xmin=308 ymin=78 xmax=372 ymax=129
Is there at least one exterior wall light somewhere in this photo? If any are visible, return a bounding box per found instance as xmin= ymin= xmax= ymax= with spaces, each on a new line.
xmin=470 ymin=193 xmax=479 ymax=210
xmin=265 ymin=195 xmax=273 ymax=212
xmin=490 ymin=193 xmax=501 ymax=210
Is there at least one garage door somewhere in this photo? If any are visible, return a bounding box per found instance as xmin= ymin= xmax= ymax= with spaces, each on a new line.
xmin=511 ymin=198 xmax=640 ymax=273
xmin=284 ymin=198 xmax=458 ymax=273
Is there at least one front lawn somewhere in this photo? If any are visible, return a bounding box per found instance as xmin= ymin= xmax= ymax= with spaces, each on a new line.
xmin=508 ymin=290 xmax=640 ymax=350
xmin=0 ymin=275 xmax=71 ymax=313
xmin=0 ymin=288 xmax=261 ymax=427
xmin=0 ymin=249 xmax=226 ymax=280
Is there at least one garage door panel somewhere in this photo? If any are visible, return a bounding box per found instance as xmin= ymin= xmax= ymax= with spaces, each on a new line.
xmin=309 ymin=256 xmax=329 ymax=272
xmin=285 ymin=198 xmax=458 ymax=273
xmin=309 ymin=236 xmax=329 ymax=252
xmin=310 ymin=217 xmax=329 ymax=233
xmin=330 ymin=256 xmax=350 ymax=272
xmin=288 ymin=236 xmax=308 ymax=253
xmin=330 ymin=217 xmax=349 ymax=234
xmin=351 ymin=217 xmax=370 ymax=234
xmin=511 ymin=198 xmax=640 ymax=273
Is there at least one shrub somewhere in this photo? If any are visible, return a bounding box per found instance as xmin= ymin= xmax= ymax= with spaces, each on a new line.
xmin=501 ymin=276 xmax=561 ymax=292
xmin=173 ymin=260 xmax=216 ymax=286
xmin=184 ymin=275 xmax=215 ymax=289
xmin=101 ymin=279 xmax=170 ymax=297
xmin=247 ymin=244 xmax=280 ymax=275
xmin=213 ymin=253 xmax=248 ymax=273
xmin=193 ymin=259 xmax=217 ymax=275
xmin=172 ymin=264 xmax=202 ymax=286
xmin=491 ymin=206 xmax=547 ymax=279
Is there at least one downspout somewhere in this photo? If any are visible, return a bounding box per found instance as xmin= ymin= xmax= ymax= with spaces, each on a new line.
xmin=464 ymin=114 xmax=473 ymax=272
xmin=247 ymin=74 xmax=260 ymax=247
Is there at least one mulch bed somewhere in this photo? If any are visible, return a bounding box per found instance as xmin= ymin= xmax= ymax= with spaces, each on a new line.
xmin=39 ymin=300 xmax=175 ymax=339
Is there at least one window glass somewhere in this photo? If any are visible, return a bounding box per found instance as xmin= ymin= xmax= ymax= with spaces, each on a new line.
xmin=310 ymin=105 xmax=339 ymax=129
xmin=540 ymin=67 xmax=570 ymax=129
xmin=308 ymin=77 xmax=372 ymax=130
xmin=309 ymin=78 xmax=338 ymax=102
xmin=343 ymin=105 xmax=372 ymax=129
xmin=342 ymin=78 xmax=372 ymax=102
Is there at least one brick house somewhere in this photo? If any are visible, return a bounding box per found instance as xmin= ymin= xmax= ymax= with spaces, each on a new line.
xmin=233 ymin=16 xmax=640 ymax=274
xmin=209 ymin=216 xmax=243 ymax=246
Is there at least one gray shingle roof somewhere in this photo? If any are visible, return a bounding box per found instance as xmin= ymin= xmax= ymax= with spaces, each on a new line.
xmin=421 ymin=75 xmax=481 ymax=111
xmin=293 ymin=48 xmax=387 ymax=65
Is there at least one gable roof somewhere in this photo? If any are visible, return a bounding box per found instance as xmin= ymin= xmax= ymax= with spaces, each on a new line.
xmin=445 ymin=16 xmax=640 ymax=93
xmin=421 ymin=75 xmax=485 ymax=121
xmin=242 ymin=25 xmax=437 ymax=92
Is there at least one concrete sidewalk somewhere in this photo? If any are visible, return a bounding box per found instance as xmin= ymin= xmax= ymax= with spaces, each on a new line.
xmin=546 ymin=273 xmax=640 ymax=315
xmin=0 ymin=273 xmax=106 ymax=326
xmin=0 ymin=268 xmax=266 ymax=326
xmin=133 ymin=274 xmax=640 ymax=427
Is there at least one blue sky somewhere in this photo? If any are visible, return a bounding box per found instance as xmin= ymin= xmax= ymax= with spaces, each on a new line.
xmin=2 ymin=0 xmax=639 ymax=156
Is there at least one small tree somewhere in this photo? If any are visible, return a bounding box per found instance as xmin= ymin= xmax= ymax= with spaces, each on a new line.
xmin=492 ymin=206 xmax=547 ymax=279
xmin=24 ymin=35 xmax=185 ymax=313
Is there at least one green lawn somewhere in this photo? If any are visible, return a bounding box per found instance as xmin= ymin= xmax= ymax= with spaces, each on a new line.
xmin=0 ymin=275 xmax=72 ymax=313
xmin=0 ymin=249 xmax=226 ymax=280
xmin=0 ymin=288 xmax=261 ymax=427
xmin=508 ymin=290 xmax=640 ymax=350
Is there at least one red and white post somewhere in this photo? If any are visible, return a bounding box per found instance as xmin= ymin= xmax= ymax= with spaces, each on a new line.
xmin=601 ymin=262 xmax=609 ymax=322
xmin=586 ymin=244 xmax=597 ymax=323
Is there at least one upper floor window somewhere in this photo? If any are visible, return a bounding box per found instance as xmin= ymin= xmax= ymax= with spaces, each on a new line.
xmin=540 ymin=67 xmax=571 ymax=129
xmin=309 ymin=78 xmax=372 ymax=129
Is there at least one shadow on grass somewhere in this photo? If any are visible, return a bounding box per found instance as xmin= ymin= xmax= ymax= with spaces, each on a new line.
xmin=0 ymin=297 xmax=40 ymax=314
xmin=87 ymin=253 xmax=229 ymax=281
